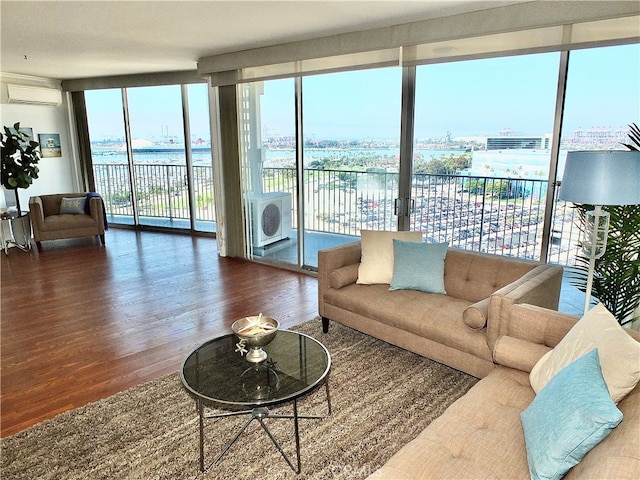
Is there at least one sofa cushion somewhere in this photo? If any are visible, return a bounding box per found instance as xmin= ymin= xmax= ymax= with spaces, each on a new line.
xmin=521 ymin=349 xmax=622 ymax=480
xmin=325 ymin=284 xmax=492 ymax=361
xmin=367 ymin=366 xmax=534 ymax=479
xmin=390 ymin=240 xmax=447 ymax=294
xmin=530 ymin=303 xmax=640 ymax=404
xmin=357 ymin=230 xmax=422 ymax=285
xmin=444 ymin=249 xmax=536 ymax=302
xmin=60 ymin=196 xmax=87 ymax=214
xmin=565 ymin=378 xmax=640 ymax=479
xmin=368 ymin=363 xmax=639 ymax=480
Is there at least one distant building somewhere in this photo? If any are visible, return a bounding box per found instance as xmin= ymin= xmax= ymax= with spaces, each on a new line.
xmin=486 ymin=135 xmax=551 ymax=150
xmin=469 ymin=150 xmax=555 ymax=179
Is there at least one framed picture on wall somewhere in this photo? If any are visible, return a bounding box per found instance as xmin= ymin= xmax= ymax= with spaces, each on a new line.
xmin=8 ymin=126 xmax=34 ymax=145
xmin=38 ymin=133 xmax=62 ymax=158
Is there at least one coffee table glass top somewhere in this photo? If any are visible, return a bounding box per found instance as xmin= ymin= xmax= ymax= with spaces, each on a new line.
xmin=181 ymin=330 xmax=330 ymax=408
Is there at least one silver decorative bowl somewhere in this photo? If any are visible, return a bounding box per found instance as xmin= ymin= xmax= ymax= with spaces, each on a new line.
xmin=231 ymin=315 xmax=279 ymax=363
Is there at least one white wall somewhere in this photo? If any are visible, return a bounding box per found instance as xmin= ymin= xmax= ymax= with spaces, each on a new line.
xmin=1 ymin=73 xmax=81 ymax=212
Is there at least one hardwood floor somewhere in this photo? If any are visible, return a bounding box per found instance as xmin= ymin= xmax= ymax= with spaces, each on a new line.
xmin=0 ymin=229 xmax=318 ymax=438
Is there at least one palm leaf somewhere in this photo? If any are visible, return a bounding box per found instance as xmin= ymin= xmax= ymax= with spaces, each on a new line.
xmin=621 ymin=122 xmax=640 ymax=151
xmin=569 ymin=204 xmax=640 ymax=325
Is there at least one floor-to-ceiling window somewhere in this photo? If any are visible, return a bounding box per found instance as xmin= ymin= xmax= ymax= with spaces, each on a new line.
xmin=302 ymin=67 xmax=402 ymax=266
xmin=127 ymin=85 xmax=189 ymax=228
xmin=412 ymin=53 xmax=560 ymax=260
xmin=187 ymin=84 xmax=216 ymax=232
xmin=85 ymin=89 xmax=135 ymax=225
xmin=84 ymin=83 xmax=215 ymax=232
xmin=233 ymin=42 xmax=638 ymax=270
xmin=551 ymin=43 xmax=640 ymax=265
xmin=239 ymin=79 xmax=297 ymax=265
xmin=238 ymin=67 xmax=403 ymax=268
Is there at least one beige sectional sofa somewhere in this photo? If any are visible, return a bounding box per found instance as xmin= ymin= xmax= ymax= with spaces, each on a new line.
xmin=318 ymin=240 xmax=563 ymax=378
xmin=367 ymin=303 xmax=640 ymax=479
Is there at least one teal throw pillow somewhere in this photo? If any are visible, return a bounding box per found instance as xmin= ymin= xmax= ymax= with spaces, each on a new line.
xmin=60 ymin=196 xmax=87 ymax=214
xmin=389 ymin=240 xmax=448 ymax=294
xmin=521 ymin=349 xmax=623 ymax=480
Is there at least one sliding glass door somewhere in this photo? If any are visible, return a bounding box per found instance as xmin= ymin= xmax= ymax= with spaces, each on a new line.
xmin=238 ymin=67 xmax=403 ymax=268
xmin=84 ymin=83 xmax=215 ymax=232
xmin=85 ymin=89 xmax=135 ymax=225
xmin=412 ymin=53 xmax=559 ymax=260
xmin=301 ymin=68 xmax=403 ymax=266
xmin=239 ymin=80 xmax=297 ymax=265
xmin=127 ymin=85 xmax=189 ymax=228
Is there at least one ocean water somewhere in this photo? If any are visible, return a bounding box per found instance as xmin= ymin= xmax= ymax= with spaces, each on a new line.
xmin=91 ymin=147 xmax=465 ymax=166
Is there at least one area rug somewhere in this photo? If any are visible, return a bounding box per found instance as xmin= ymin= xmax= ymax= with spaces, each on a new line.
xmin=1 ymin=318 xmax=478 ymax=479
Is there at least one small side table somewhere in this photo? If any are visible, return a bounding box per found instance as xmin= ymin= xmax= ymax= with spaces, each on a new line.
xmin=0 ymin=211 xmax=32 ymax=255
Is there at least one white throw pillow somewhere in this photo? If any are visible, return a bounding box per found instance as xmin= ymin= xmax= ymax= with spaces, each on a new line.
xmin=357 ymin=230 xmax=422 ymax=285
xmin=530 ymin=303 xmax=640 ymax=404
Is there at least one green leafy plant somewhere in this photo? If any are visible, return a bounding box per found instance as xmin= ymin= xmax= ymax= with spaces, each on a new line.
xmin=621 ymin=122 xmax=640 ymax=151
xmin=570 ymin=123 xmax=640 ymax=325
xmin=570 ymin=204 xmax=640 ymax=325
xmin=1 ymin=122 xmax=41 ymax=212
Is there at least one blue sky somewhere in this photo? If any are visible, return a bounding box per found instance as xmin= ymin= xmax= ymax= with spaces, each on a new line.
xmin=86 ymin=43 xmax=639 ymax=142
xmin=262 ymin=43 xmax=639 ymax=140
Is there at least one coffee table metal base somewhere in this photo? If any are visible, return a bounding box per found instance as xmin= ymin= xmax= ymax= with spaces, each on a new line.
xmin=197 ymin=381 xmax=331 ymax=473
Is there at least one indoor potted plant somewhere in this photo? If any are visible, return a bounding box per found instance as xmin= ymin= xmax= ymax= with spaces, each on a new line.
xmin=570 ymin=123 xmax=640 ymax=326
xmin=1 ymin=122 xmax=41 ymax=212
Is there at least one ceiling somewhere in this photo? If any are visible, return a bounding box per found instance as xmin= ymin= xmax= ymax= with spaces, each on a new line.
xmin=0 ymin=0 xmax=520 ymax=81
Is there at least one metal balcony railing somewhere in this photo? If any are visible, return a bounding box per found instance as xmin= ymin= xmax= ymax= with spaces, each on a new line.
xmin=94 ymin=164 xmax=216 ymax=226
xmin=93 ymin=163 xmax=582 ymax=266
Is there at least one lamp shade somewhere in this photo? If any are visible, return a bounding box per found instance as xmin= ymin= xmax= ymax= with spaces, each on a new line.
xmin=559 ymin=150 xmax=640 ymax=205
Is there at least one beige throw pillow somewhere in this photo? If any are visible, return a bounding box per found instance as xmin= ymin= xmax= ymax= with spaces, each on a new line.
xmin=357 ymin=230 xmax=422 ymax=285
xmin=529 ymin=303 xmax=640 ymax=404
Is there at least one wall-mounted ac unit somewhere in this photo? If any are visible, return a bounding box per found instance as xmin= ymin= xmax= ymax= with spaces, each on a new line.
xmin=251 ymin=192 xmax=292 ymax=248
xmin=7 ymin=84 xmax=62 ymax=106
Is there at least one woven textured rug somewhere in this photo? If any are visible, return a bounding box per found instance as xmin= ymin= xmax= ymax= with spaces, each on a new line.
xmin=1 ymin=318 xmax=477 ymax=480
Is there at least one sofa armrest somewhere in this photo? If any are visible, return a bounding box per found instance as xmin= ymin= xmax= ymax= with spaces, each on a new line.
xmin=485 ymin=264 xmax=563 ymax=351
xmin=493 ymin=303 xmax=578 ymax=373
xmin=318 ymin=241 xmax=361 ymax=317
xmin=28 ymin=196 xmax=45 ymax=241
xmin=493 ymin=335 xmax=552 ymax=373
xmin=87 ymin=196 xmax=106 ymax=234
xmin=505 ymin=303 xmax=580 ymax=347
xmin=28 ymin=196 xmax=44 ymax=224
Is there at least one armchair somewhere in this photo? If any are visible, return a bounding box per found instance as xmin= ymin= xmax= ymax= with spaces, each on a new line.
xmin=29 ymin=193 xmax=106 ymax=251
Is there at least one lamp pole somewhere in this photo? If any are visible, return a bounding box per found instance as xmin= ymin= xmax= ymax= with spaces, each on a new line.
xmin=582 ymin=205 xmax=609 ymax=315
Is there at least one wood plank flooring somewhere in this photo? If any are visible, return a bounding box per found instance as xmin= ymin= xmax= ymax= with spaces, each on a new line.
xmin=0 ymin=229 xmax=318 ymax=438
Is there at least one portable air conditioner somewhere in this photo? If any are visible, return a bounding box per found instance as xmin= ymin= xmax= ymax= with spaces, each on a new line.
xmin=251 ymin=192 xmax=292 ymax=247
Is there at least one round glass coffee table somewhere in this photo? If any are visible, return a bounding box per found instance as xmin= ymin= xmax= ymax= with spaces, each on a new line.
xmin=181 ymin=329 xmax=331 ymax=473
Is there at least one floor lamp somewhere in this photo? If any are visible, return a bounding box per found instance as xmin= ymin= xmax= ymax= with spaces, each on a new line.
xmin=559 ymin=150 xmax=640 ymax=315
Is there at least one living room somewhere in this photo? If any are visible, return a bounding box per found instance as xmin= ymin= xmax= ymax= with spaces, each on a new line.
xmin=2 ymin=1 xmax=639 ymax=478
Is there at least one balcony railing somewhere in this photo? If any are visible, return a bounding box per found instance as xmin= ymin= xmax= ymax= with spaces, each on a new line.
xmin=94 ymin=164 xmax=216 ymax=227
xmin=94 ymin=163 xmax=582 ymax=266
